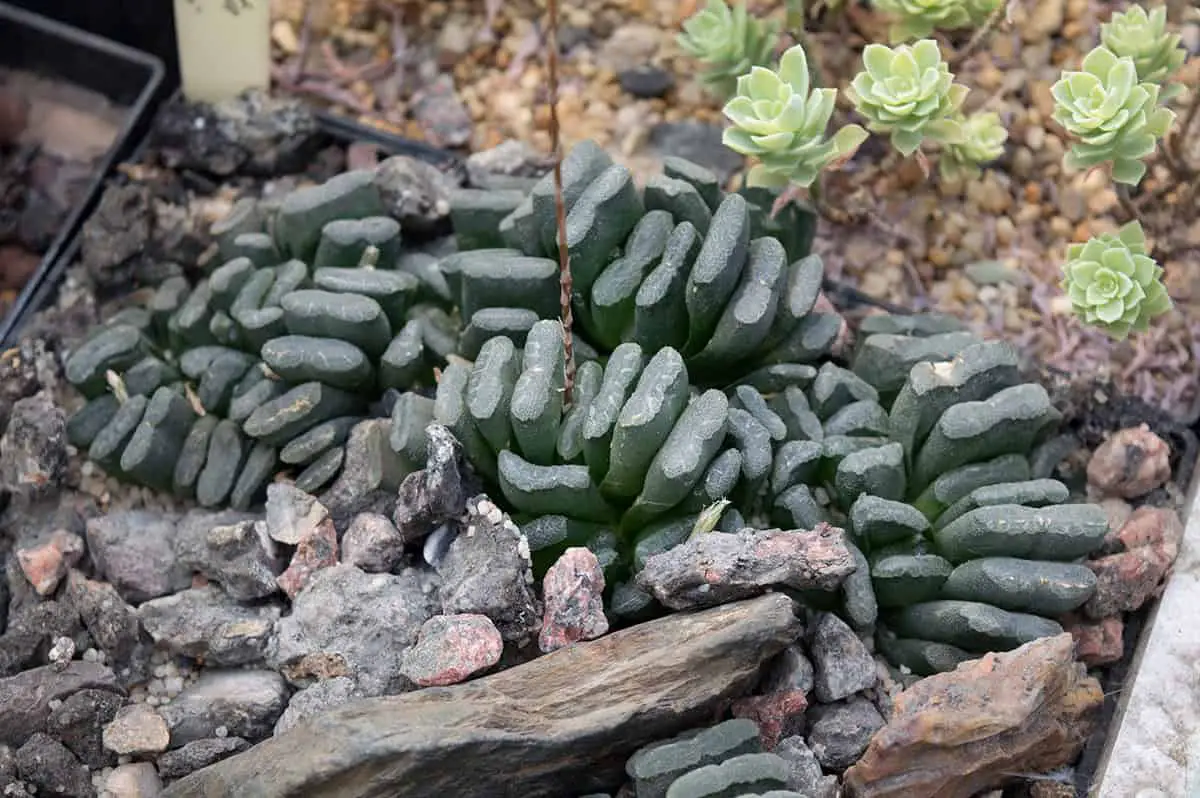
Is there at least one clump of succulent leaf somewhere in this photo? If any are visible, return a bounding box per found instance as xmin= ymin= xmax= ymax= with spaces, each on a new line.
xmin=1061 ymin=221 xmax=1172 ymax=340
xmin=821 ymin=317 xmax=1108 ymax=674
xmin=447 ymin=141 xmax=841 ymax=387
xmin=841 ymin=38 xmax=1007 ymax=181
xmin=874 ymin=0 xmax=1002 ymax=43
xmin=720 ymin=43 xmax=868 ymax=189
xmin=63 ymin=168 xmax=454 ymax=508
xmin=677 ymin=0 xmax=780 ymax=99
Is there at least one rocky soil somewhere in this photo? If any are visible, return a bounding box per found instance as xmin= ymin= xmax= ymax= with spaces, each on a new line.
xmin=0 ymin=3 xmax=1196 ymax=796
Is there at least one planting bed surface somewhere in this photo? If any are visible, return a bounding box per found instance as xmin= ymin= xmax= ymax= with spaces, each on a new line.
xmin=0 ymin=90 xmax=1192 ymax=797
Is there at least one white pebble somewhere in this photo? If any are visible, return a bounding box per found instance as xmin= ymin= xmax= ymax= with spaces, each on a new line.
xmin=215 ymin=726 xmax=228 ymax=738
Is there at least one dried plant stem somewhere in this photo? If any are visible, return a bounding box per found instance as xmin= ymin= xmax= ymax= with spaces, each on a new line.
xmin=1115 ymin=183 xmax=1141 ymax=224
xmin=547 ymin=0 xmax=575 ymax=403
xmin=948 ymin=3 xmax=1005 ymax=68
xmin=1164 ymin=86 xmax=1200 ymax=180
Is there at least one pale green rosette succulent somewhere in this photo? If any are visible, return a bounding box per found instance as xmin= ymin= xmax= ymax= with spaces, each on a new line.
xmin=1051 ymin=46 xmax=1176 ymax=185
xmin=939 ymin=111 xmax=1007 ymax=181
xmin=875 ymin=0 xmax=999 ymax=42
xmin=678 ymin=0 xmax=780 ymax=98
xmin=1100 ymin=4 xmax=1186 ymax=87
xmin=1062 ymin=221 xmax=1172 ymax=339
xmin=722 ymin=44 xmax=868 ymax=188
xmin=846 ymin=39 xmax=967 ymax=156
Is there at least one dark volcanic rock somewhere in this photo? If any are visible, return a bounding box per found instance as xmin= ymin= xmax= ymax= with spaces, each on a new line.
xmin=0 ymin=392 xmax=67 ymax=500
xmin=162 ymin=595 xmax=800 ymax=798
xmin=435 ymin=495 xmax=541 ymax=644
xmin=0 ymin=662 xmax=121 ymax=748
xmin=156 ymin=737 xmax=251 ymax=781
xmin=66 ymin=571 xmax=153 ymax=686
xmin=269 ymin=564 xmax=440 ymax=696
xmin=16 ymin=733 xmax=93 ymax=797
xmin=46 ymin=688 xmax=125 ymax=768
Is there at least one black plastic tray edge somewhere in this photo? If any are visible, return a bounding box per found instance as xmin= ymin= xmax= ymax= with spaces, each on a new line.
xmin=0 ymin=1 xmax=165 ymax=346
xmin=0 ymin=101 xmax=466 ymax=345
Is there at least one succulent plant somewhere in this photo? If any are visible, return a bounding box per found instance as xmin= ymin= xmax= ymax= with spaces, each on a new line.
xmin=1100 ymin=4 xmax=1186 ymax=87
xmin=826 ymin=319 xmax=1109 ymax=674
xmin=64 ymin=168 xmax=452 ymax=508
xmin=846 ymin=40 xmax=968 ymax=156
xmin=64 ymin=143 xmax=1108 ymax=678
xmin=937 ymin=111 xmax=1008 ymax=182
xmin=1051 ymin=45 xmax=1176 ymax=185
xmin=1061 ymin=221 xmax=1172 ymax=339
xmin=721 ymin=44 xmax=868 ymax=188
xmin=448 ymin=141 xmax=837 ymax=386
xmin=677 ymin=0 xmax=780 ymax=99
xmin=875 ymin=0 xmax=1001 ymax=42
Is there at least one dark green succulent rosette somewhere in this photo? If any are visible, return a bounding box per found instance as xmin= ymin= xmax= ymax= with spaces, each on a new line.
xmin=64 ymin=168 xmax=453 ymax=507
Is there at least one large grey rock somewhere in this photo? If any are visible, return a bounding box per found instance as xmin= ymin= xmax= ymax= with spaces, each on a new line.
xmin=269 ymin=564 xmax=440 ymax=696
xmin=174 ymin=518 xmax=284 ymax=601
xmin=273 ymin=677 xmax=362 ymax=736
xmin=163 ymin=595 xmax=800 ymax=798
xmin=85 ymin=511 xmax=188 ymax=603
xmin=138 ymin=586 xmax=279 ymax=667
xmin=775 ymin=736 xmax=837 ymax=797
xmin=806 ymin=696 xmax=886 ymax=771
xmin=0 ymin=393 xmax=68 ymax=501
xmin=159 ymin=670 xmax=289 ymax=748
xmin=16 ymin=733 xmax=93 ymax=798
xmin=809 ymin=613 xmax=876 ymax=703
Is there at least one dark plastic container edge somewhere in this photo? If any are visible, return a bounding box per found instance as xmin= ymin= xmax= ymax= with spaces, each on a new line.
xmin=2 ymin=99 xmax=465 ymax=345
xmin=0 ymin=1 xmax=165 ymax=345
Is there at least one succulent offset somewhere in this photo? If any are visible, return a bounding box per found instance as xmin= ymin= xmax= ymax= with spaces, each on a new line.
xmin=1051 ymin=45 xmax=1176 ymax=185
xmin=1099 ymin=4 xmax=1186 ymax=87
xmin=721 ymin=44 xmax=868 ymax=188
xmin=64 ymin=141 xmax=1113 ymax=675
xmin=846 ymin=40 xmax=968 ymax=156
xmin=1061 ymin=221 xmax=1172 ymax=339
xmin=64 ymin=167 xmax=453 ymax=508
xmin=938 ymin=111 xmax=1008 ymax=182
xmin=875 ymin=0 xmax=1001 ymax=42
xmin=677 ymin=0 xmax=780 ymax=99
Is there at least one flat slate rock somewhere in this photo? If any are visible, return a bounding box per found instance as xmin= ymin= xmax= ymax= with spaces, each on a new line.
xmin=162 ymin=595 xmax=799 ymax=798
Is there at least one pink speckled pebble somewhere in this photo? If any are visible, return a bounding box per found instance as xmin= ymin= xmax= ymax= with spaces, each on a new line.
xmin=276 ymin=517 xmax=338 ymax=599
xmin=401 ymin=614 xmax=503 ymax=687
xmin=538 ymin=547 xmax=608 ymax=653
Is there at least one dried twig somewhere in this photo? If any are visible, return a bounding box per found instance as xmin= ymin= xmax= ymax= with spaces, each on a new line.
xmin=546 ymin=0 xmax=575 ymax=403
xmin=948 ymin=2 xmax=1006 ymax=68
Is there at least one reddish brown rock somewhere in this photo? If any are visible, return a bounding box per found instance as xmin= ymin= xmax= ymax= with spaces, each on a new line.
xmin=17 ymin=529 xmax=85 ymax=596
xmin=276 ymin=517 xmax=338 ymax=600
xmin=1114 ymin=506 xmax=1184 ymax=553
xmin=1062 ymin=614 xmax=1123 ymax=667
xmin=1084 ymin=546 xmax=1175 ymax=618
xmin=1086 ymin=425 xmax=1171 ymax=499
xmin=731 ymin=689 xmax=808 ymax=750
xmin=400 ymin=614 xmax=503 ymax=687
xmin=539 ymin=548 xmax=609 ymax=653
xmin=1084 ymin=507 xmax=1182 ymax=618
xmin=842 ymin=634 xmax=1102 ymax=798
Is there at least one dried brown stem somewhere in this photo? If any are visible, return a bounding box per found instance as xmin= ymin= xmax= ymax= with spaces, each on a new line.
xmin=547 ymin=0 xmax=575 ymax=403
xmin=948 ymin=3 xmax=1005 ymax=68
xmin=1164 ymin=86 xmax=1200 ymax=179
xmin=1115 ymin=184 xmax=1141 ymax=225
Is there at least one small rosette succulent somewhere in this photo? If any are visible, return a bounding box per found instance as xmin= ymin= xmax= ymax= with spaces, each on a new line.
xmin=1061 ymin=221 xmax=1172 ymax=339
xmin=678 ymin=0 xmax=780 ymax=98
xmin=938 ymin=111 xmax=1007 ymax=182
xmin=875 ymin=0 xmax=1000 ymax=42
xmin=846 ymin=40 xmax=967 ymax=156
xmin=1100 ymin=4 xmax=1186 ymax=88
xmin=721 ymin=45 xmax=868 ymax=188
xmin=1051 ymin=46 xmax=1176 ymax=185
